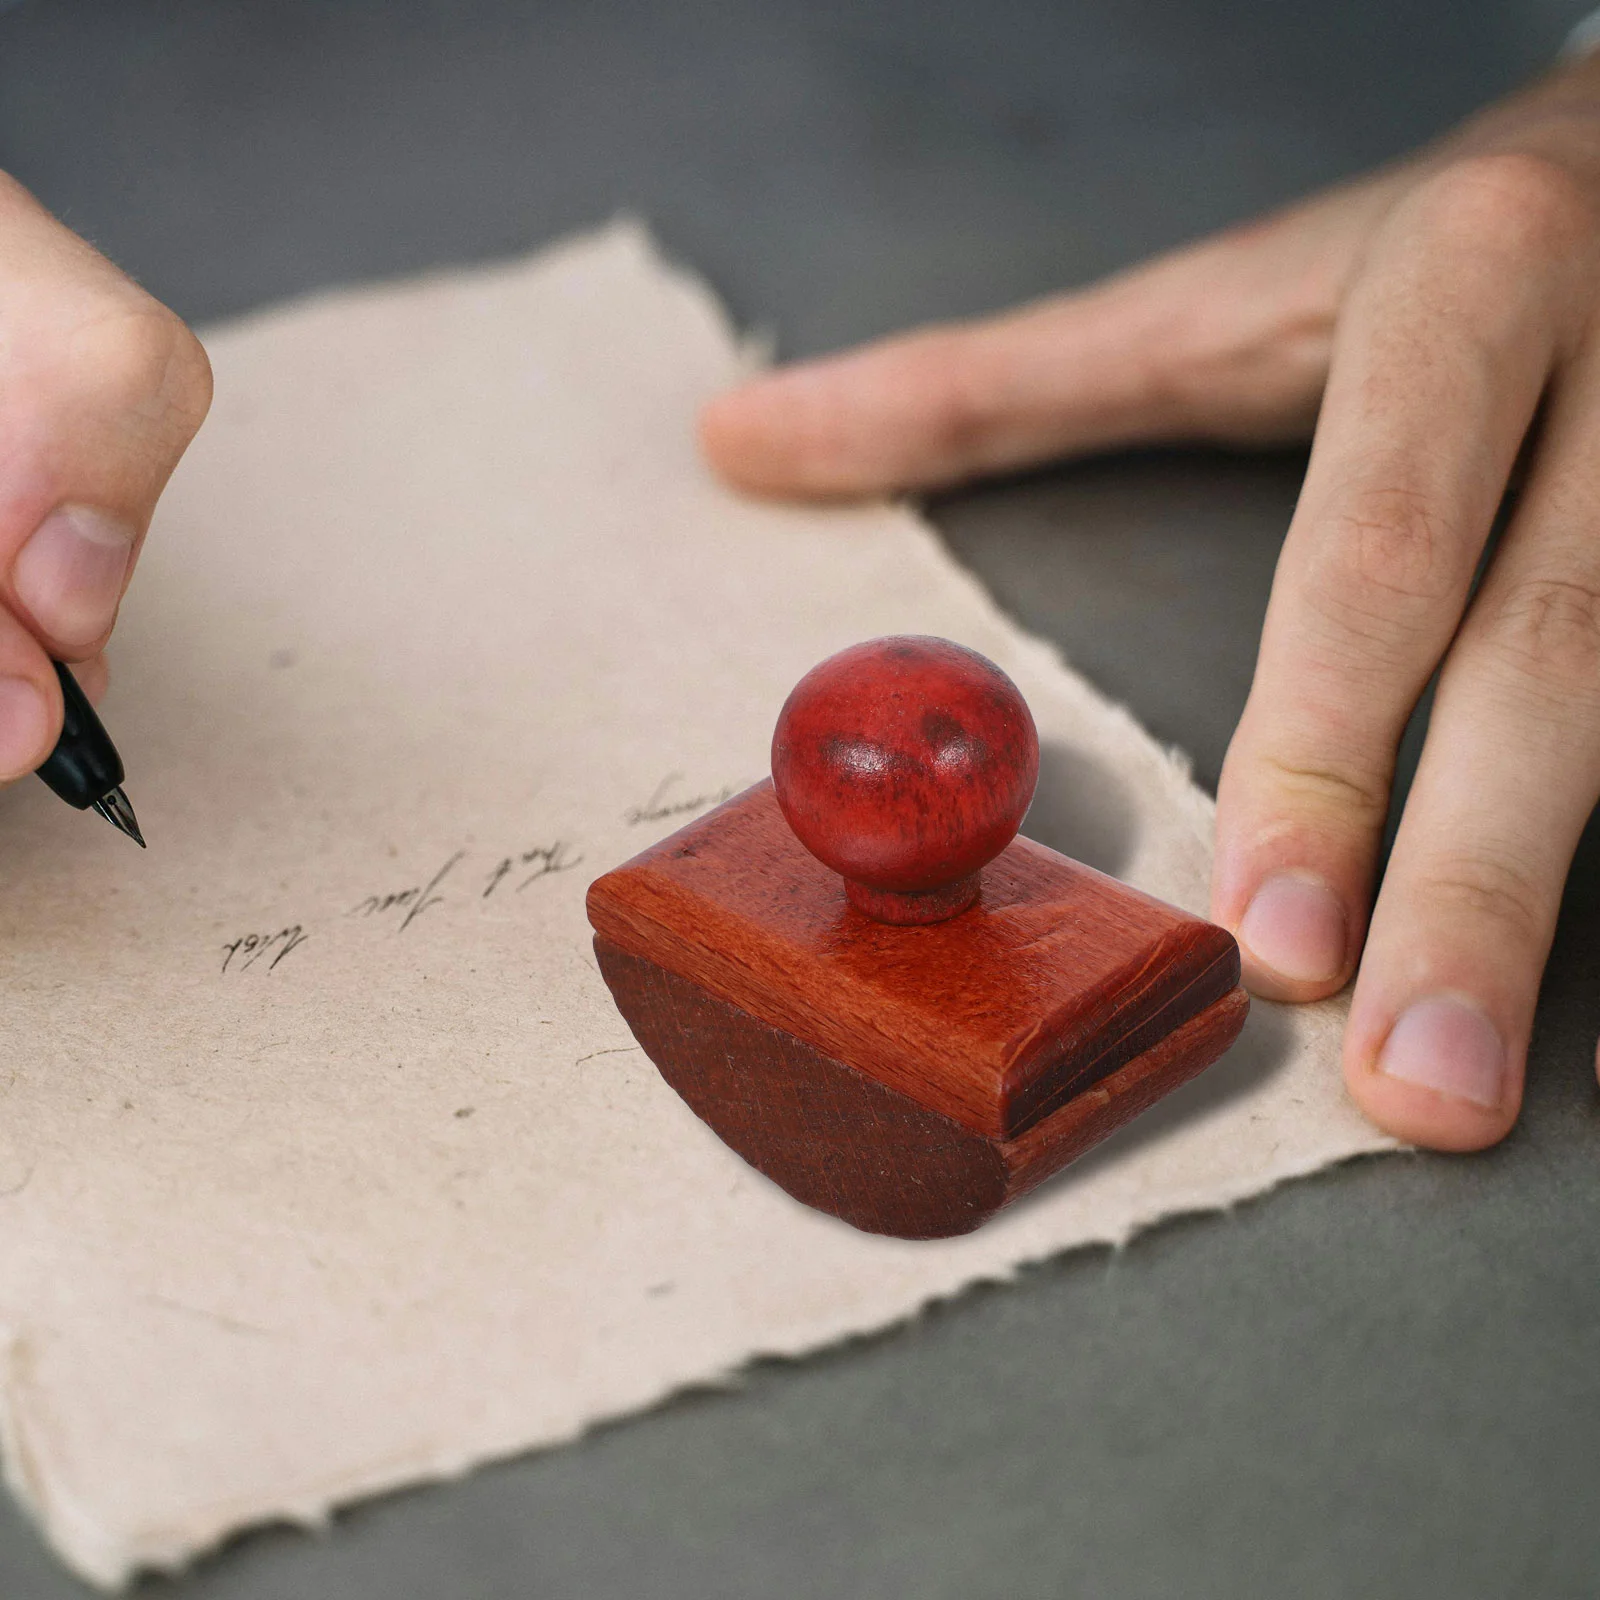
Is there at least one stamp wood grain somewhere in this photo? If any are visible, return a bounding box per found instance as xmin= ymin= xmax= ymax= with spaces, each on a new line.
xmin=587 ymin=781 xmax=1240 ymax=1142
xmin=594 ymin=936 xmax=1249 ymax=1238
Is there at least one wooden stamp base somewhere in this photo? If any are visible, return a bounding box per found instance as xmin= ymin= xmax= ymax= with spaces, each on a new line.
xmin=595 ymin=937 xmax=1247 ymax=1240
xmin=588 ymin=782 xmax=1248 ymax=1240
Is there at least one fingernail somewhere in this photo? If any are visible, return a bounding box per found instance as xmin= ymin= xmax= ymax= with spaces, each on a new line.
xmin=1238 ymin=871 xmax=1347 ymax=985
xmin=13 ymin=505 xmax=136 ymax=650
xmin=0 ymin=675 xmax=50 ymax=779
xmin=1377 ymin=994 xmax=1506 ymax=1110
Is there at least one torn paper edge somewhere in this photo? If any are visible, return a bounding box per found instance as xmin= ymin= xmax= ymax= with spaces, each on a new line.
xmin=1 ymin=219 xmax=1399 ymax=1588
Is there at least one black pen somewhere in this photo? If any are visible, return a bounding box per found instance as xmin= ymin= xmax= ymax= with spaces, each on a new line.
xmin=34 ymin=660 xmax=145 ymax=847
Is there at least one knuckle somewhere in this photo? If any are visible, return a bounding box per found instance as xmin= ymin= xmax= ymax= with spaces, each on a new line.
xmin=1311 ymin=485 xmax=1461 ymax=631
xmin=911 ymin=332 xmax=999 ymax=467
xmin=1478 ymin=573 xmax=1600 ymax=690
xmin=1411 ymin=152 xmax=1594 ymax=257
xmin=65 ymin=299 xmax=213 ymax=440
xmin=160 ymin=317 xmax=214 ymax=431
xmin=1257 ymin=752 xmax=1391 ymax=827
xmin=1411 ymin=852 xmax=1547 ymax=945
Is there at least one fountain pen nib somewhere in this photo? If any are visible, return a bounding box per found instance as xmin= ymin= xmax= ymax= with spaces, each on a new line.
xmin=92 ymin=787 xmax=146 ymax=848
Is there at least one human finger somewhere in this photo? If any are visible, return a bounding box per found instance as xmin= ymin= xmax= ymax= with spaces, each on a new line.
xmin=70 ymin=652 xmax=109 ymax=705
xmin=700 ymin=176 xmax=1406 ymax=498
xmin=0 ymin=634 xmax=105 ymax=790
xmin=1343 ymin=328 xmax=1600 ymax=1148
xmin=1213 ymin=155 xmax=1593 ymax=1002
xmin=0 ymin=172 xmax=211 ymax=662
xmin=0 ymin=599 xmax=60 ymax=782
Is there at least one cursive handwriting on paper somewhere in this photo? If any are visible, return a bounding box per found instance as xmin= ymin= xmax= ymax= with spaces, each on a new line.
xmin=350 ymin=852 xmax=466 ymax=932
xmin=482 ymin=840 xmax=584 ymax=898
xmin=218 ymin=839 xmax=580 ymax=977
xmin=219 ymin=770 xmax=740 ymax=978
xmin=624 ymin=773 xmax=736 ymax=827
xmin=220 ymin=926 xmax=309 ymax=975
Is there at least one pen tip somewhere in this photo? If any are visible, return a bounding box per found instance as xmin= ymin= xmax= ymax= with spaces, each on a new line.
xmin=92 ymin=787 xmax=146 ymax=848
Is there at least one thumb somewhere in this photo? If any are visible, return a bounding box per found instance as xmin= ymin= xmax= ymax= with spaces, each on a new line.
xmin=700 ymin=176 xmax=1403 ymax=500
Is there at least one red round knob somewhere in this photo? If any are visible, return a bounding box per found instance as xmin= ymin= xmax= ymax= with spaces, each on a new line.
xmin=771 ymin=636 xmax=1039 ymax=925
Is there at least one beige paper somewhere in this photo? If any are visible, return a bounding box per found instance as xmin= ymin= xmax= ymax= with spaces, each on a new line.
xmin=0 ymin=222 xmax=1394 ymax=1587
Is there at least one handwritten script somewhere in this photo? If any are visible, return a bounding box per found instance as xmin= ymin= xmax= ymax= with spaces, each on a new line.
xmin=220 ymin=775 xmax=740 ymax=975
xmin=350 ymin=852 xmax=467 ymax=932
xmin=220 ymin=837 xmax=580 ymax=976
xmin=624 ymin=773 xmax=735 ymax=827
xmin=220 ymin=926 xmax=308 ymax=975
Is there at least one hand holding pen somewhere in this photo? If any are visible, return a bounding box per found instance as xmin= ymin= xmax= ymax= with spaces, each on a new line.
xmin=0 ymin=171 xmax=210 ymax=836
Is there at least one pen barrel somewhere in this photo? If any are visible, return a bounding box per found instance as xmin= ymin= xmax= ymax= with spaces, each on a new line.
xmin=34 ymin=661 xmax=125 ymax=809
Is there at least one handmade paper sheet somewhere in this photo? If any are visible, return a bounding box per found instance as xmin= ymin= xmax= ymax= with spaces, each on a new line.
xmin=0 ymin=223 xmax=1394 ymax=1586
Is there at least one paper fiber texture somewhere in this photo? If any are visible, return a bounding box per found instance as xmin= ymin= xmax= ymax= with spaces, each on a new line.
xmin=0 ymin=223 xmax=1394 ymax=1586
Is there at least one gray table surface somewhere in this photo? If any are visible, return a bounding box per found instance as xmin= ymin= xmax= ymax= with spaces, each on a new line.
xmin=3 ymin=3 xmax=1598 ymax=1595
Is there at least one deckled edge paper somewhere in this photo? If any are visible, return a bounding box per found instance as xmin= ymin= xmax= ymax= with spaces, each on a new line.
xmin=0 ymin=221 xmax=1398 ymax=1586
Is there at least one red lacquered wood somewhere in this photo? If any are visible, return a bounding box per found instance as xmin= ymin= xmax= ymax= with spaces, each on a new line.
xmin=845 ymin=871 xmax=980 ymax=925
xmin=771 ymin=636 xmax=1039 ymax=926
xmin=587 ymin=782 xmax=1241 ymax=1143
xmin=594 ymin=936 xmax=1249 ymax=1239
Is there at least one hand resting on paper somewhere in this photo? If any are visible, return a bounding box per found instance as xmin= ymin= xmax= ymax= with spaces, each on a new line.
xmin=700 ymin=52 xmax=1600 ymax=1154
xmin=0 ymin=172 xmax=211 ymax=785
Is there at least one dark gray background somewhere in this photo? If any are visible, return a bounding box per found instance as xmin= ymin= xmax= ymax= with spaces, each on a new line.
xmin=2 ymin=3 xmax=1598 ymax=1595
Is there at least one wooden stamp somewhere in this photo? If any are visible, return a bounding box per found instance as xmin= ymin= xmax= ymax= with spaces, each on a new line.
xmin=588 ymin=637 xmax=1248 ymax=1239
